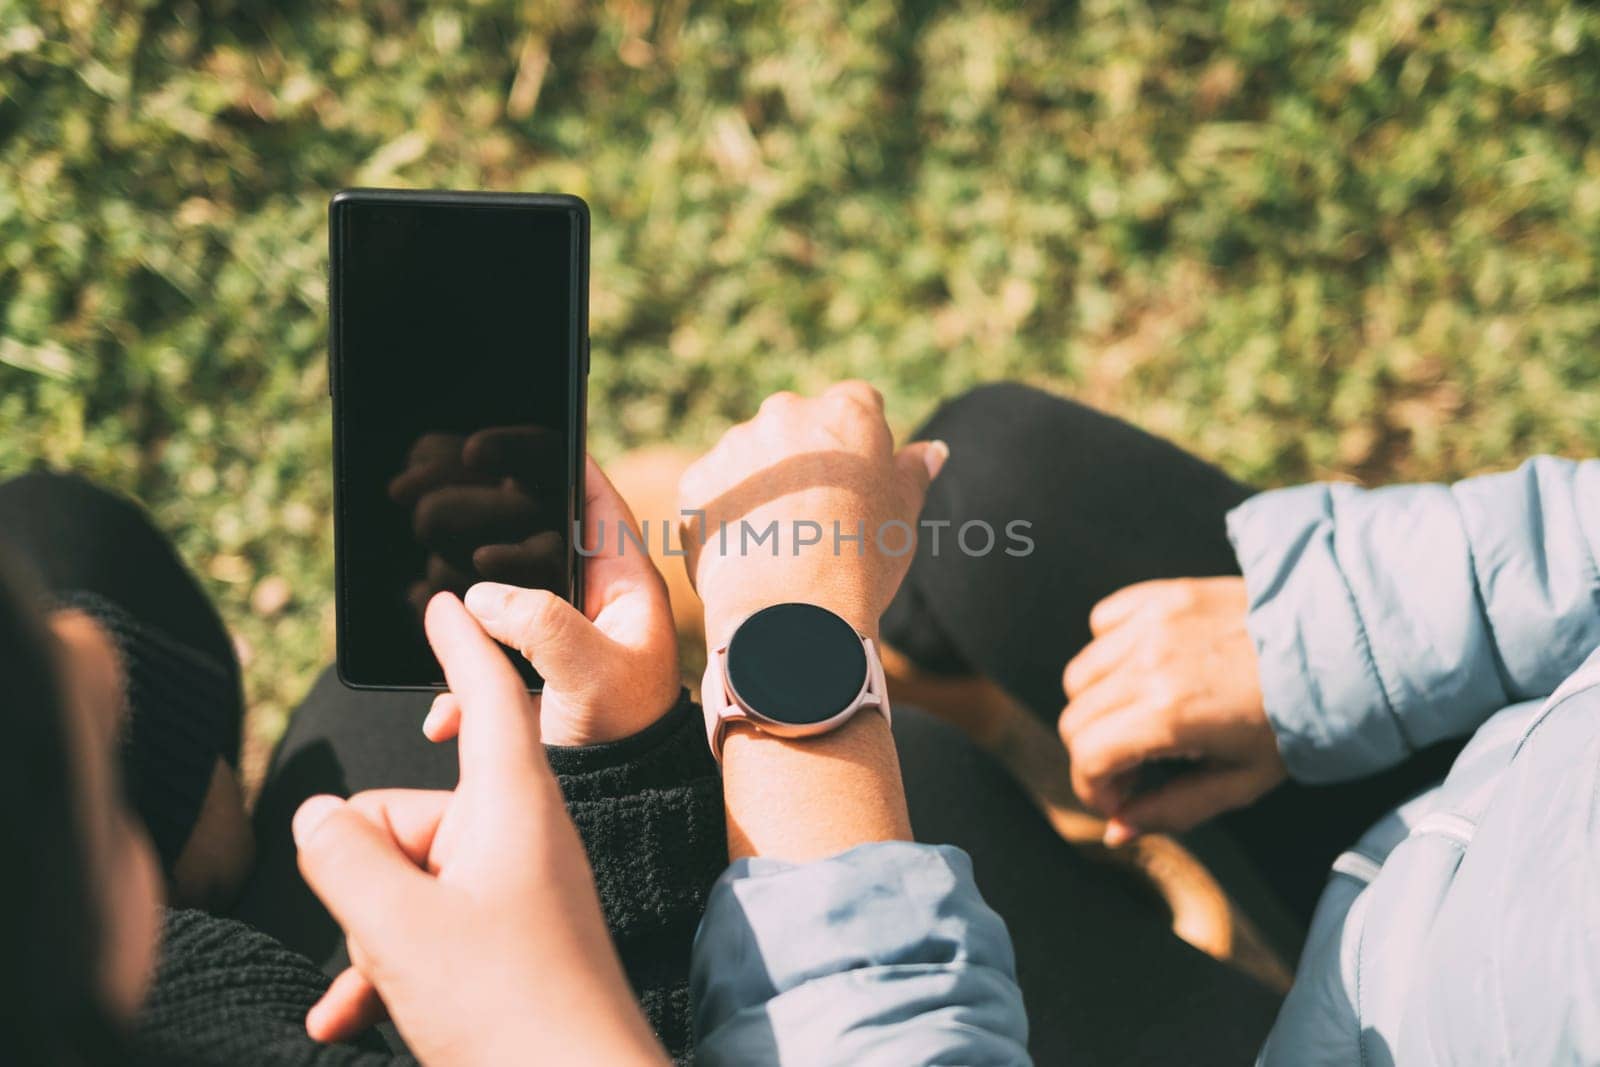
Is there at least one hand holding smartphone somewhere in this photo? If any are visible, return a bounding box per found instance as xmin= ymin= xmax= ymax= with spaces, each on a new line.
xmin=329 ymin=189 xmax=589 ymax=690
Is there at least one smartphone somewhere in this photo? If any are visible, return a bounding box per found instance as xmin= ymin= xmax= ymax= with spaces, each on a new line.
xmin=328 ymin=189 xmax=588 ymax=690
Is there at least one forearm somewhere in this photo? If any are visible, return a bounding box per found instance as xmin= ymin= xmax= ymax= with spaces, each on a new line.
xmin=706 ymin=570 xmax=913 ymax=863
xmin=720 ymin=710 xmax=911 ymax=863
xmin=681 ymin=382 xmax=941 ymax=865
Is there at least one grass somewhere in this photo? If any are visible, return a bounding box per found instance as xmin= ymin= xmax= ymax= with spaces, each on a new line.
xmin=3 ymin=0 xmax=1599 ymax=774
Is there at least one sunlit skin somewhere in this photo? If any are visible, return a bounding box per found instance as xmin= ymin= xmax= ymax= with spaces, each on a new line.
xmin=1059 ymin=576 xmax=1287 ymax=845
xmin=293 ymin=594 xmax=667 ymax=1066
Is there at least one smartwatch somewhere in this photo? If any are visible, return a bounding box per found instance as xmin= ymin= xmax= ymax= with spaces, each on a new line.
xmin=701 ymin=602 xmax=891 ymax=762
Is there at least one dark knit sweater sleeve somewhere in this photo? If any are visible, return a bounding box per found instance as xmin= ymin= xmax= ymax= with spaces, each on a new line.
xmin=133 ymin=908 xmax=413 ymax=1066
xmin=546 ymin=688 xmax=727 ymax=1064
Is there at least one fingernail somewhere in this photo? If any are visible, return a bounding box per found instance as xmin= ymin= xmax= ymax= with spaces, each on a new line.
xmin=925 ymin=440 xmax=950 ymax=480
xmin=464 ymin=582 xmax=514 ymax=625
xmin=1103 ymin=819 xmax=1135 ymax=848
xmin=293 ymin=795 xmax=344 ymax=846
xmin=421 ymin=694 xmax=454 ymax=740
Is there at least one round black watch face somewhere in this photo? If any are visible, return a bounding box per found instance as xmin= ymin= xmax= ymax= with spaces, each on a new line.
xmin=726 ymin=603 xmax=869 ymax=725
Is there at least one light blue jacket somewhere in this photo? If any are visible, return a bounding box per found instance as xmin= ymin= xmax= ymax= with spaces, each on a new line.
xmin=689 ymin=842 xmax=1031 ymax=1065
xmin=1230 ymin=457 xmax=1600 ymax=1064
xmin=684 ymin=457 xmax=1599 ymax=1066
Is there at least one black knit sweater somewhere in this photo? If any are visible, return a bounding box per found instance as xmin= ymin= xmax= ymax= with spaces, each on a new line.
xmin=134 ymin=909 xmax=404 ymax=1066
xmin=129 ymin=692 xmax=726 ymax=1065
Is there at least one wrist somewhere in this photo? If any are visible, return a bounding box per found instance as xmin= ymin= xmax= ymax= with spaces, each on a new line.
xmin=702 ymin=600 xmax=908 ymax=863
xmin=699 ymin=575 xmax=882 ymax=650
xmin=720 ymin=711 xmax=910 ymax=863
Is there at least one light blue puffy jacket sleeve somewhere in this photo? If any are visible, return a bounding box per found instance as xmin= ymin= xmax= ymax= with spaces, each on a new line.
xmin=1226 ymin=456 xmax=1600 ymax=783
xmin=690 ymin=841 xmax=1031 ymax=1066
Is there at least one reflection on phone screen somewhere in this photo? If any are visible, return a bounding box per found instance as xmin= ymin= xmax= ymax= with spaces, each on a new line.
xmin=334 ymin=197 xmax=582 ymax=688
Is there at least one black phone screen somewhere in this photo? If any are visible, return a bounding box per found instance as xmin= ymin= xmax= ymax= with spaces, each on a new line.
xmin=331 ymin=192 xmax=586 ymax=689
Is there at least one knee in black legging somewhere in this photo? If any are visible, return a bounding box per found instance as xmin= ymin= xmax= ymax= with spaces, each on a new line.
xmin=915 ymin=382 xmax=1126 ymax=457
xmin=0 ymin=469 xmax=152 ymax=531
xmin=881 ymin=384 xmax=1078 ymax=678
xmin=0 ymin=469 xmax=243 ymax=723
xmin=885 ymin=380 xmax=1254 ymax=720
xmin=0 ymin=470 xmax=190 ymax=604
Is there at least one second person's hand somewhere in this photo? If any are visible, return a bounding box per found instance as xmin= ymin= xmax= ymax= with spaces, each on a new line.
xmin=676 ymin=381 xmax=948 ymax=648
xmin=1059 ymin=577 xmax=1286 ymax=845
